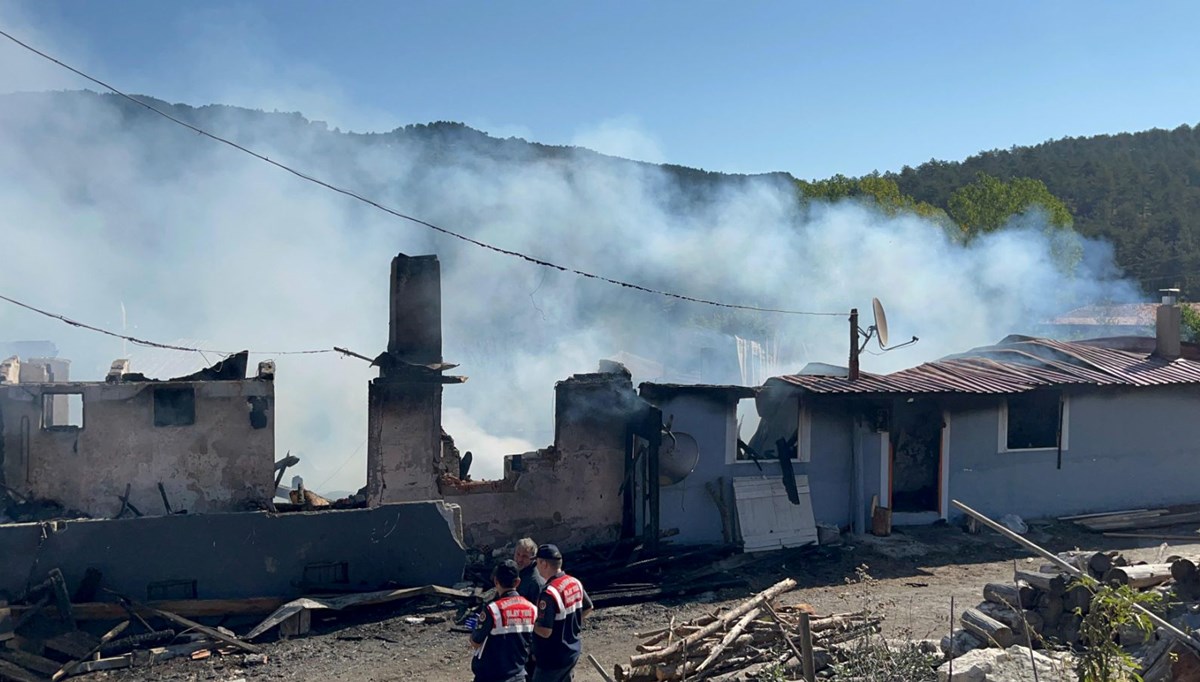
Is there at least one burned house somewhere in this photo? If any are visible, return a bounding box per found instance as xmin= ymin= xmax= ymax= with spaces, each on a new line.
xmin=364 ymin=254 xmax=680 ymax=553
xmin=749 ymin=295 xmax=1200 ymax=530
xmin=0 ymin=352 xmax=274 ymax=519
xmin=0 ymin=341 xmax=467 ymax=603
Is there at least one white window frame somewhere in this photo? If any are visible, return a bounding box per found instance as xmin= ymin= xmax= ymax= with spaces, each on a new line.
xmin=998 ymin=393 xmax=1069 ymax=453
xmin=729 ymin=399 xmax=811 ymax=464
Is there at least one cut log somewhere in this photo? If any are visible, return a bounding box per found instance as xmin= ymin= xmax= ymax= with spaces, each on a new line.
xmin=695 ymin=606 xmax=760 ymax=674
xmin=1035 ymin=592 xmax=1064 ymax=629
xmin=1102 ymin=564 xmax=1175 ymax=589
xmin=1172 ymin=558 xmax=1198 ymax=583
xmin=1089 ymin=552 xmax=1117 ymax=578
xmin=976 ymin=602 xmax=1045 ymax=639
xmin=1065 ymin=583 xmax=1092 ymax=616
xmin=1014 ymin=569 xmax=1067 ymax=596
xmin=628 ymin=578 xmax=796 ymax=667
xmin=983 ymin=582 xmax=1036 ymax=609
xmin=960 ymin=607 xmax=1014 ymax=648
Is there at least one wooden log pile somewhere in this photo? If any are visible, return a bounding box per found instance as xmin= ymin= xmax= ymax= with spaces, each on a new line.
xmin=950 ymin=549 xmax=1200 ymax=658
xmin=613 ymin=579 xmax=878 ymax=681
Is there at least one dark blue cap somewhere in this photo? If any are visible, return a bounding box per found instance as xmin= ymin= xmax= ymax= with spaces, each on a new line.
xmin=536 ymin=544 xmax=562 ymax=560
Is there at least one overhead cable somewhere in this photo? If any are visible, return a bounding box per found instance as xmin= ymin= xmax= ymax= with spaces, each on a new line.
xmin=0 ymin=27 xmax=842 ymax=318
xmin=0 ymin=292 xmax=366 ymax=360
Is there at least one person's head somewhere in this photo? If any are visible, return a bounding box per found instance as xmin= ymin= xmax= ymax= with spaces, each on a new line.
xmin=534 ymin=544 xmax=563 ymax=580
xmin=513 ymin=538 xmax=537 ymax=570
xmin=492 ymin=560 xmax=521 ymax=592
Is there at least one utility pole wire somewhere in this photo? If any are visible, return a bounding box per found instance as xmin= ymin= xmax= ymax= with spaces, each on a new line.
xmin=0 ymin=27 xmax=842 ymax=319
xmin=0 ymin=292 xmax=367 ymax=360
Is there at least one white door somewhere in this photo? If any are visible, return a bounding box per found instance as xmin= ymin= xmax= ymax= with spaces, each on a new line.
xmin=733 ymin=476 xmax=818 ymax=552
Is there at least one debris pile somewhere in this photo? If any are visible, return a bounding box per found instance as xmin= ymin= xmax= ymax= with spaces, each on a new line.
xmin=613 ymin=578 xmax=879 ymax=681
xmin=0 ymin=589 xmax=266 ymax=681
xmin=1 ymin=562 xmax=473 ymax=681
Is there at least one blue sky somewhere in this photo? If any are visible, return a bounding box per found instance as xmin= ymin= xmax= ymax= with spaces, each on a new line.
xmin=3 ymin=1 xmax=1200 ymax=180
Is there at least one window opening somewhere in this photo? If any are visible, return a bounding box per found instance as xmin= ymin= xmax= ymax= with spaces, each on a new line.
xmin=154 ymin=387 xmax=196 ymax=427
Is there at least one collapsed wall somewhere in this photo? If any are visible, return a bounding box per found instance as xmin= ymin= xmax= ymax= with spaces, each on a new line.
xmin=441 ymin=367 xmax=644 ymax=551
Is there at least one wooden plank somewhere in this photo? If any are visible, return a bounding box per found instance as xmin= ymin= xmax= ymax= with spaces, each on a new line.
xmin=10 ymin=597 xmax=285 ymax=622
xmin=129 ymin=601 xmax=260 ymax=654
xmin=51 ymin=620 xmax=129 ymax=682
xmin=73 ymin=655 xmax=132 ymax=674
xmin=0 ymin=649 xmax=60 ymax=676
xmin=1103 ymin=532 xmax=1200 ymax=541
xmin=1059 ymin=508 xmax=1154 ymax=521
xmin=0 ymin=659 xmax=43 ymax=682
xmin=43 ymin=631 xmax=99 ymax=661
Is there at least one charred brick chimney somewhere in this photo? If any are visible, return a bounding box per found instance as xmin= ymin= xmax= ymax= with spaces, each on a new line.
xmin=388 ymin=254 xmax=442 ymax=365
xmin=1155 ymin=289 xmax=1182 ymax=361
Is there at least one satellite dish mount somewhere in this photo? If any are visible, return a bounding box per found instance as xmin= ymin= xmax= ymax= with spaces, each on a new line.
xmin=848 ymin=298 xmax=918 ymax=381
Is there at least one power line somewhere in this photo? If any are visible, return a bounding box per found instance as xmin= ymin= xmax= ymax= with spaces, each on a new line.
xmin=0 ymin=27 xmax=843 ymax=319
xmin=0 ymin=292 xmax=365 ymax=359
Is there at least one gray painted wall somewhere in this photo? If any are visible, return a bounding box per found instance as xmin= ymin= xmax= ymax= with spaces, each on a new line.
xmin=0 ymin=502 xmax=466 ymax=601
xmin=648 ymin=393 xmax=858 ymax=545
xmin=947 ymin=385 xmax=1200 ymax=520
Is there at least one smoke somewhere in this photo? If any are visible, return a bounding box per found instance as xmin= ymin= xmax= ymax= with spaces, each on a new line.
xmin=0 ymin=18 xmax=1139 ymax=490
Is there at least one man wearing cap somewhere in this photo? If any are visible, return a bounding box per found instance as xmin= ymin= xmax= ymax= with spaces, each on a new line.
xmin=471 ymin=560 xmax=537 ymax=682
xmin=531 ymin=544 xmax=593 ymax=682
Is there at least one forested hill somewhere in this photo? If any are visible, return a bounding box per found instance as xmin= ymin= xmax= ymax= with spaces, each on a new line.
xmin=888 ymin=124 xmax=1200 ymax=295
xmin=6 ymin=91 xmax=1198 ymax=296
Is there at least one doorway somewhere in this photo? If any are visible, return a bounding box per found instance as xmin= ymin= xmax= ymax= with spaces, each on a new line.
xmin=889 ymin=400 xmax=942 ymax=514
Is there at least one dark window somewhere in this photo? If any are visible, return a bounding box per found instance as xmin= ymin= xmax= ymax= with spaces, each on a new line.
xmin=154 ymin=387 xmax=196 ymax=427
xmin=147 ymin=579 xmax=197 ymax=600
xmin=1006 ymin=392 xmax=1062 ymax=450
xmin=303 ymin=561 xmax=349 ymax=587
xmin=41 ymin=393 xmax=83 ymax=430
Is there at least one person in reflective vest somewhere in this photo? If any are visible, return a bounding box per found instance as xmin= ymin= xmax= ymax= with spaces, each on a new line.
xmin=471 ymin=560 xmax=537 ymax=682
xmin=531 ymin=544 xmax=593 ymax=682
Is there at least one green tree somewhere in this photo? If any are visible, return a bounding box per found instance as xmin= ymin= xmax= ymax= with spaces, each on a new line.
xmin=1182 ymin=302 xmax=1200 ymax=342
xmin=947 ymin=172 xmax=1074 ymax=237
xmin=796 ymin=173 xmax=953 ymax=227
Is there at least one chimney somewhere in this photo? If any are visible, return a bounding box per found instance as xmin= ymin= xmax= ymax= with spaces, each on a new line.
xmin=387 ymin=253 xmax=442 ymax=365
xmin=1155 ymin=288 xmax=1182 ymax=361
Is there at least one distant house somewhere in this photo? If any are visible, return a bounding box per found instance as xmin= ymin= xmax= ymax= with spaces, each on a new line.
xmin=740 ymin=300 xmax=1200 ymax=531
xmin=1042 ymin=301 xmax=1200 ymax=339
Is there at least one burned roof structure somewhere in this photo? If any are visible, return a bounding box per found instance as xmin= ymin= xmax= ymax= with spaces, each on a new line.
xmin=774 ymin=335 xmax=1200 ymax=396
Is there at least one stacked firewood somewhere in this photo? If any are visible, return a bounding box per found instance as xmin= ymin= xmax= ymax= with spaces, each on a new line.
xmin=613 ymin=579 xmax=878 ymax=682
xmin=951 ymin=550 xmax=1199 ymax=653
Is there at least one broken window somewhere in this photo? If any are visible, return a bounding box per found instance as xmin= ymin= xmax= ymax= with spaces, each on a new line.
xmin=41 ymin=392 xmax=83 ymax=430
xmin=154 ymin=387 xmax=196 ymax=427
xmin=1003 ymin=391 xmax=1065 ymax=451
xmin=736 ymin=397 xmax=805 ymax=463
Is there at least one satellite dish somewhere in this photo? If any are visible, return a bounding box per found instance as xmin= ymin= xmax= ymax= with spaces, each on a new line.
xmin=659 ymin=432 xmax=700 ymax=486
xmin=872 ymin=297 xmax=889 ymax=348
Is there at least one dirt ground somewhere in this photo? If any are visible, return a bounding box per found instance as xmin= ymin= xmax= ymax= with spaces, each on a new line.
xmin=84 ymin=522 xmax=1200 ymax=682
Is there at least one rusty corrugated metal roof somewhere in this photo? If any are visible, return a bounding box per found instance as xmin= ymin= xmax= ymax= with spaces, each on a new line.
xmin=776 ymin=336 xmax=1200 ymax=395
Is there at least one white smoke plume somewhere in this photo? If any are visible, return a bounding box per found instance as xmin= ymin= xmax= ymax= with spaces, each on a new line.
xmin=0 ymin=17 xmax=1139 ymax=490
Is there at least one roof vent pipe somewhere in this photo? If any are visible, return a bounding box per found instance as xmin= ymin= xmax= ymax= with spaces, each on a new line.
xmin=1155 ymin=288 xmax=1182 ymax=361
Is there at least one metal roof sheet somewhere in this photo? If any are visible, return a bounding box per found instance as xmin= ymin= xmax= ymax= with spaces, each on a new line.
xmin=776 ymin=336 xmax=1200 ymax=395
